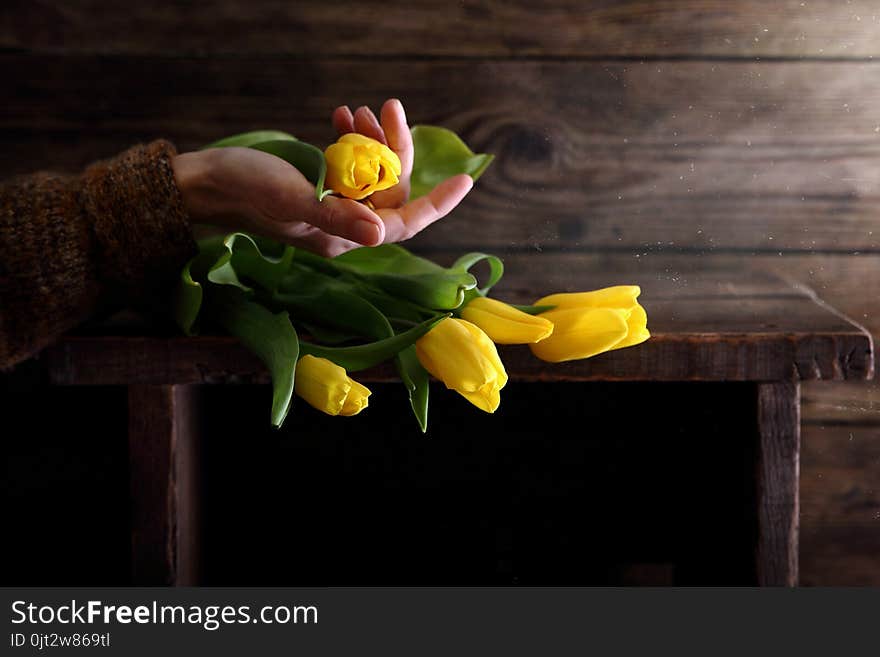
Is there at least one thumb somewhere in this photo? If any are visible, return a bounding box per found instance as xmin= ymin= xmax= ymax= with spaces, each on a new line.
xmin=296 ymin=195 xmax=386 ymax=246
xmin=247 ymin=152 xmax=386 ymax=246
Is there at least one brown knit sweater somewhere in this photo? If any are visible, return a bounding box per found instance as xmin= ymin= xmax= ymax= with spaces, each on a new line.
xmin=0 ymin=140 xmax=197 ymax=369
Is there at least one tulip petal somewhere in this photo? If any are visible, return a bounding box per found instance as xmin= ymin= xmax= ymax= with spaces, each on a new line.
xmin=295 ymin=355 xmax=352 ymax=416
xmin=339 ymin=132 xmax=385 ymax=148
xmin=460 ymin=382 xmax=502 ymax=413
xmin=326 ymin=134 xmax=402 ymax=200
xmin=340 ymin=379 xmax=371 ymax=416
xmin=458 ymin=319 xmax=508 ymax=389
xmin=529 ymin=308 xmax=629 ymax=362
xmin=324 ymin=142 xmax=362 ymax=197
xmin=611 ymin=302 xmax=651 ymax=350
xmin=376 ymin=162 xmax=400 ymax=188
xmin=352 ymin=148 xmax=380 ymax=188
xmin=535 ymin=286 xmax=641 ymax=310
xmin=460 ymin=297 xmax=554 ymax=344
xmin=415 ymin=318 xmax=499 ymax=393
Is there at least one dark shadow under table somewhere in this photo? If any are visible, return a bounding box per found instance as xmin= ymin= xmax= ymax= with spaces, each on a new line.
xmin=43 ymin=268 xmax=874 ymax=586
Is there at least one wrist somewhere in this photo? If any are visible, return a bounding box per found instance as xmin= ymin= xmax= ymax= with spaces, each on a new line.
xmin=171 ymin=151 xmax=216 ymax=224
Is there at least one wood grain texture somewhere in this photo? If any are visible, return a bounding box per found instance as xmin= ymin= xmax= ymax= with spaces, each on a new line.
xmin=171 ymin=385 xmax=202 ymax=586
xmin=42 ymin=328 xmax=870 ymax=386
xmin=2 ymin=1 xmax=879 ymax=58
xmin=3 ymin=55 xmax=880 ymax=252
xmin=802 ymin=380 xmax=880 ymax=425
xmin=127 ymin=384 xmax=201 ymax=585
xmin=3 ymin=0 xmax=878 ymax=586
xmin=453 ymin=253 xmax=880 ymax=339
xmin=800 ymin=423 xmax=880 ymax=585
xmin=800 ymin=380 xmax=880 ymax=586
xmin=127 ymin=385 xmax=175 ymax=585
xmin=44 ymin=265 xmax=874 ymax=386
xmin=755 ymin=381 xmax=800 ymax=586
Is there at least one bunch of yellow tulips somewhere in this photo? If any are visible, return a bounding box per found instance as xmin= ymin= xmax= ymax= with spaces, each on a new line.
xmin=413 ymin=286 xmax=649 ymax=413
xmin=183 ymin=126 xmax=650 ymax=429
xmin=290 ymin=285 xmax=649 ymax=417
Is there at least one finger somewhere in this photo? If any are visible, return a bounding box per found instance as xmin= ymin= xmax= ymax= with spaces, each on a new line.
xmin=380 ymin=98 xmax=413 ymax=176
xmin=369 ymin=99 xmax=413 ymax=208
xmin=353 ymin=105 xmax=387 ymax=144
xmin=296 ymin=195 xmax=385 ymax=246
xmin=203 ymin=147 xmax=382 ymax=250
xmin=332 ymin=105 xmax=355 ymax=135
xmin=254 ymin=159 xmax=386 ymax=245
xmin=377 ymin=174 xmax=473 ymax=243
xmin=368 ymin=176 xmax=410 ymax=210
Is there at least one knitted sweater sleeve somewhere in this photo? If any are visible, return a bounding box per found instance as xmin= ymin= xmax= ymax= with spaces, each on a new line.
xmin=0 ymin=140 xmax=197 ymax=368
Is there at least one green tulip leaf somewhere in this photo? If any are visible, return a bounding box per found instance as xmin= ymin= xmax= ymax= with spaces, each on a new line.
xmin=353 ymin=285 xmax=431 ymax=324
xmin=273 ymin=265 xmax=394 ymax=339
xmin=207 ymin=232 xmax=293 ymax=293
xmin=332 ymin=245 xmax=477 ymax=310
xmin=208 ymin=289 xmax=299 ymax=428
xmin=299 ymin=314 xmax=449 ymax=372
xmin=276 ymin=264 xmax=435 ymax=431
xmin=511 ymin=304 xmax=556 ymax=315
xmin=172 ymin=235 xmax=232 ymax=335
xmin=298 ymin=322 xmax=360 ymax=345
xmin=203 ymin=130 xmax=298 ymax=149
xmin=172 ymin=226 xmax=511 ymax=432
xmin=174 ymin=258 xmax=205 ymax=336
xmin=396 ymin=345 xmax=430 ymax=433
xmin=453 ymin=252 xmax=505 ymax=295
xmin=248 ymin=139 xmax=332 ymax=201
xmin=454 ymin=252 xmax=506 ymax=309
xmin=203 ymin=131 xmax=330 ymax=201
xmin=410 ymin=125 xmax=494 ymax=200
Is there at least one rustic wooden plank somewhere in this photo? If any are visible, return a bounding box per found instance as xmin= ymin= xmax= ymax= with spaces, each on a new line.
xmin=43 ymin=264 xmax=874 ymax=384
xmin=799 ymin=423 xmax=880 ymax=586
xmin=127 ymin=384 xmax=201 ymax=585
xmin=172 ymin=385 xmax=203 ymax=586
xmin=755 ymin=381 xmax=800 ymax=586
xmin=465 ymin=254 xmax=810 ymax=303
xmin=3 ymin=55 xmax=880 ymax=251
xmin=751 ymin=255 xmax=880 ymax=339
xmin=802 ymin=380 xmax=880 ymax=425
xmin=46 ymin=293 xmax=873 ymax=385
xmin=478 ymin=254 xmax=880 ymax=356
xmin=128 ymin=384 xmax=175 ymax=585
xmin=2 ymin=1 xmax=878 ymax=58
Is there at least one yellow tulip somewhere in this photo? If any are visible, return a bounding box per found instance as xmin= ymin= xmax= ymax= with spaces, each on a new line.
xmin=529 ymin=286 xmax=650 ymax=363
xmin=324 ymin=133 xmax=402 ymax=200
xmin=294 ymin=354 xmax=371 ymax=416
xmin=415 ymin=318 xmax=508 ymax=413
xmin=459 ymin=296 xmax=554 ymax=344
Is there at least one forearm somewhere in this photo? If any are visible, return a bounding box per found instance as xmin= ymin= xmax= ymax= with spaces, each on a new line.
xmin=0 ymin=140 xmax=196 ymax=369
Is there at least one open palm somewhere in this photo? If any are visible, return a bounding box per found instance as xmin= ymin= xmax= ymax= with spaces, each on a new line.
xmin=331 ymin=99 xmax=473 ymax=246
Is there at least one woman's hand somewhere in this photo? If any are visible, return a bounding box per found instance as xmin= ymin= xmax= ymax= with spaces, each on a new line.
xmin=172 ymin=99 xmax=473 ymax=257
xmin=331 ymin=99 xmax=473 ymax=244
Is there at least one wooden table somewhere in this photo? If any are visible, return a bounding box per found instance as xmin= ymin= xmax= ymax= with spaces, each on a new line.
xmin=43 ymin=267 xmax=873 ymax=586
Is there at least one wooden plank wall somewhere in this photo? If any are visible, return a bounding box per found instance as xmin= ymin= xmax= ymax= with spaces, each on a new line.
xmin=2 ymin=1 xmax=878 ymax=584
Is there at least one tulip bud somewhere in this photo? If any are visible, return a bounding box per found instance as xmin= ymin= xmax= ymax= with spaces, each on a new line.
xmin=294 ymin=354 xmax=371 ymax=416
xmin=459 ymin=296 xmax=554 ymax=344
xmin=415 ymin=318 xmax=508 ymax=413
xmin=529 ymin=286 xmax=650 ymax=363
xmin=324 ymin=133 xmax=402 ymax=200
